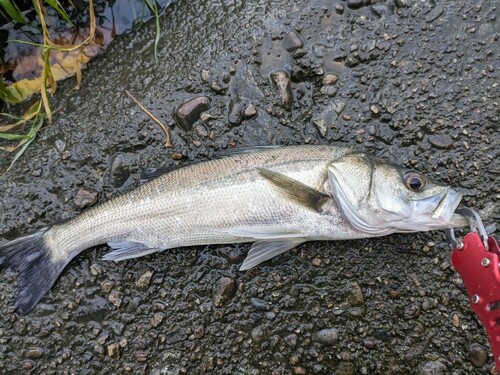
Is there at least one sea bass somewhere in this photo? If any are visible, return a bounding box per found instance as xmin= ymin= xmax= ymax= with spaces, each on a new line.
xmin=0 ymin=145 xmax=465 ymax=314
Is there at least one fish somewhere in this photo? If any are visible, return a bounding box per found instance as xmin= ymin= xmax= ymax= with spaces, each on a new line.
xmin=0 ymin=145 xmax=466 ymax=315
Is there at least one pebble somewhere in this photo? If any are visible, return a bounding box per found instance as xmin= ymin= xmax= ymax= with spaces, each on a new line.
xmin=292 ymin=48 xmax=307 ymax=59
xmin=343 ymin=114 xmax=352 ymax=121
xmin=151 ymin=313 xmax=164 ymax=328
xmin=110 ymin=154 xmax=131 ymax=188
xmin=369 ymin=105 xmax=380 ymax=115
xmin=320 ymin=85 xmax=337 ymax=97
xmin=166 ymin=329 xmax=187 ymax=344
xmin=26 ymin=347 xmax=44 ymax=359
xmin=315 ymin=328 xmax=340 ymax=345
xmin=135 ymin=270 xmax=153 ymax=289
xmin=419 ymin=361 xmax=447 ymax=375
xmin=312 ymin=118 xmax=328 ymax=137
xmin=174 ymin=96 xmax=211 ymax=131
xmin=347 ymin=0 xmax=365 ymax=10
xmin=371 ymin=4 xmax=392 ymax=17
xmin=347 ymin=281 xmax=364 ymax=306
xmin=270 ymin=70 xmax=293 ymax=110
xmin=213 ymin=277 xmax=237 ymax=307
xmin=429 ymin=134 xmax=453 ymax=149
xmin=283 ymin=334 xmax=298 ymax=347
xmin=210 ymin=81 xmax=224 ymax=93
xmin=101 ymin=280 xmax=114 ymax=293
xmin=228 ymin=99 xmax=245 ymax=126
xmin=171 ymin=152 xmax=183 ymax=160
xmin=243 ymin=104 xmax=257 ymax=119
xmin=322 ymin=74 xmax=338 ymax=85
xmin=31 ymin=168 xmax=42 ymax=177
xmin=363 ymin=339 xmax=375 ymax=349
xmin=426 ymin=6 xmax=444 ymax=23
xmin=250 ymin=297 xmax=268 ymax=311
xmin=283 ymin=31 xmax=303 ymax=52
xmin=404 ymin=302 xmax=420 ymax=319
xmin=107 ymin=343 xmax=120 ymax=359
xmin=451 ymin=313 xmax=460 ymax=327
xmin=74 ymin=188 xmax=98 ymax=209
xmin=200 ymin=69 xmax=210 ymax=82
xmin=466 ymin=343 xmax=487 ymax=367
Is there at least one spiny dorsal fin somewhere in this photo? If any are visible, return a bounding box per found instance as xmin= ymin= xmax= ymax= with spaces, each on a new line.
xmin=257 ymin=168 xmax=330 ymax=212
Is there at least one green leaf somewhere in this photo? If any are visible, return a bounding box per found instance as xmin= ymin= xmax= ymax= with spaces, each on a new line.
xmin=0 ymin=132 xmax=28 ymax=141
xmin=4 ymin=116 xmax=44 ymax=173
xmin=0 ymin=79 xmax=23 ymax=103
xmin=45 ymin=0 xmax=74 ymax=26
xmin=0 ymin=0 xmax=27 ymax=24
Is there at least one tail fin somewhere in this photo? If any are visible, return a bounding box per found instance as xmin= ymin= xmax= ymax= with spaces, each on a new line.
xmin=0 ymin=228 xmax=74 ymax=315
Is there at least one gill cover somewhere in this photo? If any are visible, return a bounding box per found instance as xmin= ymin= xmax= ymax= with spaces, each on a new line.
xmin=327 ymin=152 xmax=464 ymax=235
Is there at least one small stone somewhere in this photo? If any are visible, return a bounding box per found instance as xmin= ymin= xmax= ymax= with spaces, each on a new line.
xmin=419 ymin=361 xmax=447 ymax=375
xmin=343 ymin=114 xmax=352 ymax=121
xmin=200 ymin=113 xmax=215 ymax=123
xmin=243 ymin=104 xmax=257 ymax=119
xmin=31 ymin=168 xmax=42 ymax=177
xmin=294 ymin=367 xmax=305 ymax=375
xmin=55 ymin=139 xmax=66 ymax=153
xmin=210 ymin=81 xmax=224 ymax=93
xmin=363 ymin=339 xmax=375 ymax=349
xmin=166 ymin=329 xmax=187 ymax=344
xmin=371 ymin=4 xmax=392 ymax=17
xmin=335 ymin=4 xmax=344 ymax=14
xmin=110 ymin=154 xmax=131 ymax=188
xmin=290 ymin=355 xmax=300 ymax=365
xmin=26 ymin=348 xmax=44 ymax=359
xmin=283 ymin=334 xmax=297 ymax=347
xmin=312 ymin=118 xmax=328 ymax=138
xmin=404 ymin=302 xmax=420 ymax=319
xmin=74 ymin=188 xmax=98 ymax=209
xmin=283 ymin=31 xmax=303 ymax=52
xmin=174 ymin=96 xmax=211 ymax=131
xmin=370 ymin=105 xmax=380 ymax=115
xmin=23 ymin=361 xmax=34 ymax=370
xmin=107 ymin=343 xmax=120 ymax=359
xmin=270 ymin=70 xmax=293 ymax=110
xmin=312 ymin=258 xmax=321 ymax=266
xmin=426 ymin=6 xmax=444 ymax=23
xmin=107 ymin=291 xmax=122 ymax=308
xmin=171 ymin=152 xmax=183 ymax=160
xmin=389 ymin=290 xmax=400 ymax=299
xmin=466 ymin=343 xmax=487 ymax=367
xmin=136 ymin=351 xmax=148 ymax=362
xmin=136 ymin=270 xmax=153 ymax=289
xmin=250 ymin=297 xmax=268 ymax=311
xmin=228 ymin=99 xmax=244 ymax=126
xmin=347 ymin=281 xmax=364 ymax=306
xmin=315 ymin=328 xmax=339 ymax=345
xmin=101 ymin=281 xmax=114 ymax=293
xmin=193 ymin=325 xmax=205 ymax=339
xmin=213 ymin=277 xmax=237 ymax=307
xmin=429 ymin=134 xmax=453 ymax=149
xmin=320 ymin=86 xmax=338 ymax=97
xmin=322 ymin=74 xmax=338 ymax=85
xmin=395 ymin=0 xmax=411 ymax=8
xmin=151 ymin=313 xmax=164 ymax=328
xmin=201 ymin=69 xmax=210 ymax=82
xmin=451 ymin=313 xmax=460 ymax=327
xmin=292 ymin=48 xmax=307 ymax=59
xmin=347 ymin=0 xmax=364 ymax=10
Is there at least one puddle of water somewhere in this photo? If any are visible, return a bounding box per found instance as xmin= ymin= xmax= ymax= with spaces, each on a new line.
xmin=0 ymin=0 xmax=173 ymax=101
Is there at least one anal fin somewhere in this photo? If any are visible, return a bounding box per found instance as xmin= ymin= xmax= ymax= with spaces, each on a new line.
xmin=104 ymin=241 xmax=161 ymax=261
xmin=240 ymin=238 xmax=307 ymax=271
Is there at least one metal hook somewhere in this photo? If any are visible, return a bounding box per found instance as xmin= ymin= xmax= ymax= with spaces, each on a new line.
xmin=445 ymin=207 xmax=489 ymax=250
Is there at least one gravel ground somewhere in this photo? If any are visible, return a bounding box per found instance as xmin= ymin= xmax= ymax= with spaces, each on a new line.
xmin=0 ymin=0 xmax=498 ymax=374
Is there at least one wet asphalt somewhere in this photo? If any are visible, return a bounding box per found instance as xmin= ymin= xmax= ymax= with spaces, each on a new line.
xmin=0 ymin=0 xmax=499 ymax=374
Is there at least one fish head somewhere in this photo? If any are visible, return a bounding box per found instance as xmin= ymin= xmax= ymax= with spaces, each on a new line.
xmin=327 ymin=152 xmax=467 ymax=235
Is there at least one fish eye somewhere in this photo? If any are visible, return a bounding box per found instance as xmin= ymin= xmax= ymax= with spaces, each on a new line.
xmin=404 ymin=172 xmax=426 ymax=192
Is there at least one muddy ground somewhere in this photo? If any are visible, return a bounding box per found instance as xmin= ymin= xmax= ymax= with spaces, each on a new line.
xmin=0 ymin=0 xmax=499 ymax=374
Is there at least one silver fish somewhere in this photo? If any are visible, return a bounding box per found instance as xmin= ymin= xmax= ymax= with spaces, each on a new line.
xmin=0 ymin=145 xmax=465 ymax=314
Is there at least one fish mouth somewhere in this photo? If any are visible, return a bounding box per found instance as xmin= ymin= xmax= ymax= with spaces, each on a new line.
xmin=429 ymin=188 xmax=467 ymax=228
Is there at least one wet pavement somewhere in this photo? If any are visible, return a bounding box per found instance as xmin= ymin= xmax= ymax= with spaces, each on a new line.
xmin=0 ymin=0 xmax=499 ymax=373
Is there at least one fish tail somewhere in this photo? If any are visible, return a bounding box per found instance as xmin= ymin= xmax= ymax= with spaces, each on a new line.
xmin=0 ymin=227 xmax=77 ymax=315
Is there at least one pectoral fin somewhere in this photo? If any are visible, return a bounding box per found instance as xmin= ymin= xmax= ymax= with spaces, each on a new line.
xmin=257 ymin=168 xmax=330 ymax=212
xmin=240 ymin=238 xmax=307 ymax=271
xmin=104 ymin=241 xmax=161 ymax=261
